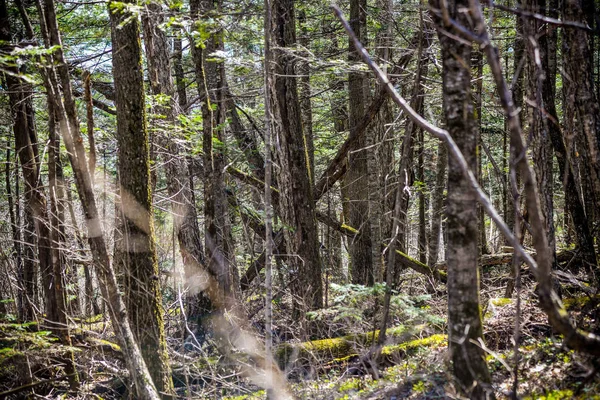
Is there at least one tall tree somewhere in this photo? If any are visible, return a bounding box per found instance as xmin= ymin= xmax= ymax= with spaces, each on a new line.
xmin=189 ymin=0 xmax=240 ymax=330
xmin=268 ymin=0 xmax=323 ymax=312
xmin=143 ymin=0 xmax=225 ymax=337
xmin=109 ymin=0 xmax=173 ymax=394
xmin=346 ymin=0 xmax=373 ymax=285
xmin=430 ymin=0 xmax=493 ymax=397
xmin=562 ymin=0 xmax=600 ymax=269
xmin=524 ymin=0 xmax=556 ymax=269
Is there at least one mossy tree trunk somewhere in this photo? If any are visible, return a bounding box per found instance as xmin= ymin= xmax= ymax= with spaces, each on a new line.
xmin=109 ymin=0 xmax=173 ymax=395
xmin=430 ymin=0 xmax=494 ymax=397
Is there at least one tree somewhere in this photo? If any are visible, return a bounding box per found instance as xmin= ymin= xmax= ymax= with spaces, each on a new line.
xmin=429 ymin=1 xmax=493 ymax=397
xmin=345 ymin=0 xmax=373 ymax=286
xmin=268 ymin=0 xmax=323 ymax=313
xmin=109 ymin=0 xmax=173 ymax=394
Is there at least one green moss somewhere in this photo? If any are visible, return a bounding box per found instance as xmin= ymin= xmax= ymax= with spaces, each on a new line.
xmin=0 ymin=347 xmax=22 ymax=363
xmin=381 ymin=334 xmax=447 ymax=357
xmin=562 ymin=295 xmax=600 ymax=310
xmin=83 ymin=314 xmax=104 ymax=324
xmin=339 ymin=377 xmax=362 ymax=392
xmin=340 ymin=224 xmax=359 ymax=234
xmin=275 ymin=325 xmax=411 ymax=368
xmin=88 ymin=337 xmax=121 ymax=352
xmin=524 ymin=389 xmax=574 ymax=400
xmin=490 ymin=297 xmax=512 ymax=307
xmin=223 ymin=390 xmax=265 ymax=400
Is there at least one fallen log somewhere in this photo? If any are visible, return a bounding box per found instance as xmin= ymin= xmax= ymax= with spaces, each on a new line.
xmin=434 ymin=247 xmax=581 ymax=270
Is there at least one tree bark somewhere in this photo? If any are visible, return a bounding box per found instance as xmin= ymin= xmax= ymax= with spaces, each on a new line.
xmin=109 ymin=0 xmax=173 ymax=394
xmin=345 ymin=0 xmax=372 ymax=286
xmin=562 ymin=0 xmax=600 ymax=270
xmin=428 ymin=142 xmax=446 ymax=266
xmin=431 ymin=1 xmax=494 ymax=397
xmin=268 ymin=0 xmax=323 ymax=312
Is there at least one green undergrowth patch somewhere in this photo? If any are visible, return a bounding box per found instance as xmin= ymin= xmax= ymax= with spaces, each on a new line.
xmin=490 ymin=297 xmax=512 ymax=307
xmin=0 ymin=322 xmax=57 ymax=350
xmin=286 ymin=333 xmax=449 ymax=399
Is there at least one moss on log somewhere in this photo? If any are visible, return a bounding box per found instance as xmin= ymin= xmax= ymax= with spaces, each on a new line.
xmin=275 ymin=325 xmax=421 ymax=369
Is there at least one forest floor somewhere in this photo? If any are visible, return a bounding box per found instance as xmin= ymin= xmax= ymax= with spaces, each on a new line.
xmin=1 ymin=265 xmax=600 ymax=399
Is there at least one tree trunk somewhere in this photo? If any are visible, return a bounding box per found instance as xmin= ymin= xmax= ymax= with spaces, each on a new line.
xmin=431 ymin=1 xmax=494 ymax=397
xmin=189 ymin=0 xmax=238 ymax=315
xmin=428 ymin=142 xmax=446 ymax=266
xmin=29 ymin=0 xmax=163 ymax=395
xmin=346 ymin=0 xmax=373 ymax=286
xmin=396 ymin=23 xmax=431 ymax=278
xmin=109 ymin=0 xmax=173 ymax=394
xmin=524 ymin=0 xmax=557 ymax=273
xmin=473 ymin=43 xmax=489 ymax=255
xmin=505 ymin=12 xmax=525 ymax=244
xmin=562 ymin=0 xmax=600 ymax=270
xmin=268 ymin=0 xmax=323 ymax=312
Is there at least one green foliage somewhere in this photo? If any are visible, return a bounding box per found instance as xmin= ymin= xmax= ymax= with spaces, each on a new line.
xmin=307 ymin=283 xmax=444 ymax=328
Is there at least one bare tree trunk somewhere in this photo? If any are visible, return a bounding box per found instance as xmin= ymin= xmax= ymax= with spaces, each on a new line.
xmin=431 ymin=1 xmax=494 ymax=397
xmin=268 ymin=0 xmax=323 ymax=312
xmin=473 ymin=43 xmax=489 ymax=255
xmin=524 ymin=0 xmax=556 ymax=273
xmin=346 ymin=0 xmax=373 ymax=286
xmin=5 ymin=144 xmax=31 ymax=321
xmin=66 ymin=184 xmax=100 ymax=316
xmin=562 ymin=0 xmax=600 ymax=270
xmin=428 ymin=142 xmax=446 ymax=266
xmin=396 ymin=22 xmax=431 ymax=278
xmin=505 ymin=12 xmax=525 ymax=244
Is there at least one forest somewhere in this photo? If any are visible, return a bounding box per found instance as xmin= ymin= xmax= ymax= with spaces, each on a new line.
xmin=1 ymin=0 xmax=600 ymax=398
